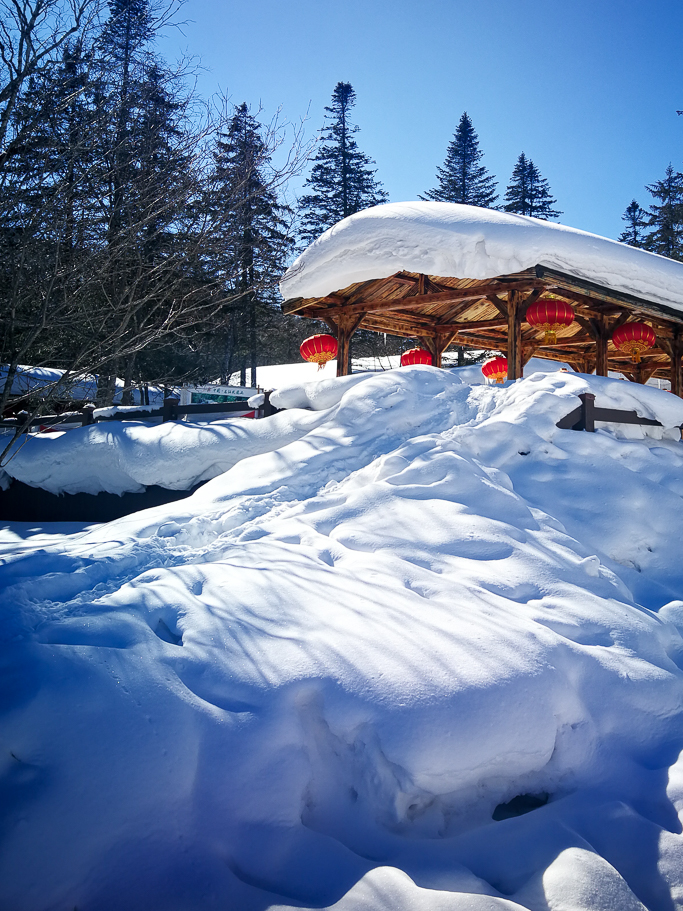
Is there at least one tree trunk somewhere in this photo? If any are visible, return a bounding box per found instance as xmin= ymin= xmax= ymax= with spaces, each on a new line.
xmin=249 ymin=295 xmax=257 ymax=388
xmin=121 ymin=353 xmax=136 ymax=405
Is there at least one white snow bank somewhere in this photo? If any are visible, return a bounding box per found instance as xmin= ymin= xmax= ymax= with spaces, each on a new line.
xmin=1 ymin=408 xmax=329 ymax=495
xmin=2 ymin=369 xmax=683 ymax=909
xmin=0 ymin=357 xmax=648 ymax=496
xmin=280 ymin=202 xmax=683 ymax=313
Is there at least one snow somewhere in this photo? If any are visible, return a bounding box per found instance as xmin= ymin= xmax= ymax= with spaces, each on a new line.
xmin=280 ymin=202 xmax=683 ymax=312
xmin=2 ymin=367 xmax=683 ymax=910
xmin=0 ymin=358 xmax=567 ymax=496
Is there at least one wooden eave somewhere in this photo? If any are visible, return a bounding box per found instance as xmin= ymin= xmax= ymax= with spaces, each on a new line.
xmin=282 ymin=265 xmax=683 ymax=379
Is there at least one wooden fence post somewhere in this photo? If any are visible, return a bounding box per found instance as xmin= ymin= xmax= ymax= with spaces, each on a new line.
xmin=578 ymin=393 xmax=596 ymax=432
xmin=81 ymin=404 xmax=95 ymax=426
xmin=263 ymin=390 xmax=277 ymax=417
xmin=16 ymin=410 xmax=30 ymax=433
xmin=162 ymin=397 xmax=179 ymax=422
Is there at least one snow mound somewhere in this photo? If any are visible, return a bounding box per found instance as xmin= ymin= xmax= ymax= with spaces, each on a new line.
xmin=0 ymin=409 xmax=329 ymax=495
xmin=0 ymin=359 xmax=574 ymax=496
xmin=2 ymin=368 xmax=683 ymax=910
xmin=280 ymin=201 xmax=683 ymax=312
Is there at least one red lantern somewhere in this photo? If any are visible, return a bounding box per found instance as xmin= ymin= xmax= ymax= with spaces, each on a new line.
xmin=526 ymin=299 xmax=575 ymax=344
xmin=482 ymin=356 xmax=508 ymax=384
xmin=400 ymin=347 xmax=433 ymax=367
xmin=612 ymin=322 xmax=656 ymax=364
xmin=300 ymin=334 xmax=338 ymax=369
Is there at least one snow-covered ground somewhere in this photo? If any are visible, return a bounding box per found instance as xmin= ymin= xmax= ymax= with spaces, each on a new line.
xmin=1 ymin=358 xmax=570 ymax=496
xmin=2 ymin=367 xmax=683 ymax=910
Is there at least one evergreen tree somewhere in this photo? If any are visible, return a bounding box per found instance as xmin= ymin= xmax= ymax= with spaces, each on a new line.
xmin=644 ymin=164 xmax=683 ymax=260
xmin=210 ymin=103 xmax=294 ymax=386
xmin=618 ymin=199 xmax=648 ymax=247
xmin=299 ymin=82 xmax=388 ymax=245
xmin=422 ymin=112 xmax=498 ymax=208
xmin=503 ymin=153 xmax=561 ymax=219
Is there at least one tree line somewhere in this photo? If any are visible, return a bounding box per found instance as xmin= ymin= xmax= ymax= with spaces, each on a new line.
xmin=0 ymin=0 xmax=308 ymax=424
xmin=2 ymin=1 xmax=677 ymax=431
xmin=300 ymin=92 xmax=562 ymax=236
xmin=619 ymin=166 xmax=683 ymax=260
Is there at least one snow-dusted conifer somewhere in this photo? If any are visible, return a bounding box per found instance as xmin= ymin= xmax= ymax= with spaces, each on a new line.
xmin=422 ymin=112 xmax=498 ymax=208
xmin=299 ymin=82 xmax=388 ymax=245
xmin=503 ymin=153 xmax=561 ymax=220
xmin=211 ymin=103 xmax=294 ymax=385
xmin=644 ymin=165 xmax=683 ymax=260
xmin=618 ymin=200 xmax=648 ymax=247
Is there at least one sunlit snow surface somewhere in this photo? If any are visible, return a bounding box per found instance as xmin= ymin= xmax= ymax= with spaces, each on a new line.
xmin=3 ymin=368 xmax=683 ymax=911
xmin=280 ymin=202 xmax=683 ymax=313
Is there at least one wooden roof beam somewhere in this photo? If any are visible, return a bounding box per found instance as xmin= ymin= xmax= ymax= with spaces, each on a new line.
xmin=304 ymin=280 xmax=542 ymax=319
xmin=535 ymin=266 xmax=683 ymax=326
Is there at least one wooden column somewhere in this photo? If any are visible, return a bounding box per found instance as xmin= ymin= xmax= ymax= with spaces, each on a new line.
xmin=595 ymin=316 xmax=609 ymax=377
xmin=335 ymin=313 xmax=365 ymax=377
xmin=633 ymin=363 xmax=658 ymax=385
xmin=425 ymin=331 xmax=457 ymax=368
xmin=671 ymin=332 xmax=682 ymax=397
xmin=507 ymin=290 xmax=523 ymax=381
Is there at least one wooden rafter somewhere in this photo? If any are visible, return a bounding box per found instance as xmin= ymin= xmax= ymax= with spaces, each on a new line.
xmin=282 ymin=262 xmax=683 ymax=391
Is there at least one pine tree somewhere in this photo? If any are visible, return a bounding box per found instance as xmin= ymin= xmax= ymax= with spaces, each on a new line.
xmin=422 ymin=112 xmax=498 ymax=208
xmin=503 ymin=153 xmax=561 ymax=219
xmin=299 ymin=82 xmax=388 ymax=245
xmin=643 ymin=164 xmax=683 ymax=260
xmin=618 ymin=200 xmax=648 ymax=247
xmin=211 ymin=103 xmax=294 ymax=386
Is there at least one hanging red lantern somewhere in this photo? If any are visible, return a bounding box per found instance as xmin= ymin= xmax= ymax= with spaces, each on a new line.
xmin=482 ymin=356 xmax=508 ymax=384
xmin=300 ymin=334 xmax=338 ymax=369
xmin=400 ymin=347 xmax=433 ymax=367
xmin=525 ymin=299 xmax=575 ymax=344
xmin=611 ymin=322 xmax=656 ymax=364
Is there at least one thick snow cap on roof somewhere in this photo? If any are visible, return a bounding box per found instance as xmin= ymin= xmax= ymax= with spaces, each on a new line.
xmin=280 ymin=201 xmax=683 ymax=312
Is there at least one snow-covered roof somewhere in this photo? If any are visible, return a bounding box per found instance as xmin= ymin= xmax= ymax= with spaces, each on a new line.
xmin=280 ymin=202 xmax=683 ymax=313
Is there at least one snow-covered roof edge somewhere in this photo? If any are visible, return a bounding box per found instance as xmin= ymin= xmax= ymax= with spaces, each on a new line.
xmin=280 ymin=202 xmax=683 ymax=315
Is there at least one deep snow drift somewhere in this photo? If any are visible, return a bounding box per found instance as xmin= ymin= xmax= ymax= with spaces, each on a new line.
xmin=0 ymin=358 xmax=571 ymax=496
xmin=280 ymin=201 xmax=683 ymax=313
xmin=2 ymin=368 xmax=683 ymax=910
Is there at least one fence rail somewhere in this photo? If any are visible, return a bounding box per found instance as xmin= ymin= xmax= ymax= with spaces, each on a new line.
xmin=556 ymin=393 xmax=664 ymax=432
xmin=0 ymin=393 xmax=278 ymax=433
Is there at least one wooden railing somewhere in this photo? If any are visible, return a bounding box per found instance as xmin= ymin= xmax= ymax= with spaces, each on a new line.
xmin=0 ymin=393 xmax=279 ymax=433
xmin=556 ymin=393 xmax=664 ymax=432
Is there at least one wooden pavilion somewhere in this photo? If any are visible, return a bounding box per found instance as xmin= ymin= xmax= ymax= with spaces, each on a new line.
xmin=280 ymin=205 xmax=683 ymax=396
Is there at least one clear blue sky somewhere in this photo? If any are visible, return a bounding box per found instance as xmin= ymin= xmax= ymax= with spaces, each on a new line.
xmin=158 ymin=0 xmax=683 ymax=240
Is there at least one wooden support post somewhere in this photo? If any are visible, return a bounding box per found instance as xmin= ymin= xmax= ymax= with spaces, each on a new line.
xmin=507 ymin=291 xmax=523 ymax=381
xmin=578 ymin=393 xmax=596 ymax=432
xmin=595 ymin=316 xmax=608 ymax=377
xmin=81 ymin=404 xmax=95 ymax=426
xmin=521 ymin=346 xmax=536 ymax=368
xmin=335 ymin=313 xmax=365 ymax=377
xmin=671 ymin=332 xmax=682 ymax=397
xmin=425 ymin=331 xmax=457 ymax=368
xmin=634 ymin=363 xmax=658 ymax=385
xmin=163 ymin=396 xmax=179 ymax=422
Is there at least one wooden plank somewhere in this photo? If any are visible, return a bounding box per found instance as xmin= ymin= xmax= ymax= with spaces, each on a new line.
xmin=302 ymin=280 xmax=541 ymax=319
xmin=672 ymin=332 xmax=683 ymax=397
xmin=454 ymin=318 xmax=508 ymax=331
xmin=507 ymin=290 xmax=523 ymax=380
xmin=535 ymin=266 xmax=683 ymax=327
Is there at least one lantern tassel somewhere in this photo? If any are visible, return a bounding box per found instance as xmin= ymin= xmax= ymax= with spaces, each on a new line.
xmin=544 ymin=329 xmax=557 ymax=345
